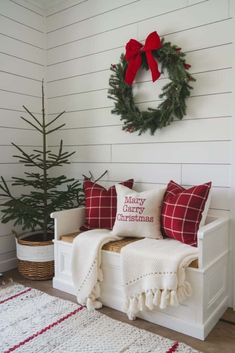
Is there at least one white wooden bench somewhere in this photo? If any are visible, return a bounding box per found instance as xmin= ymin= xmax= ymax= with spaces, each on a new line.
xmin=51 ymin=206 xmax=229 ymax=340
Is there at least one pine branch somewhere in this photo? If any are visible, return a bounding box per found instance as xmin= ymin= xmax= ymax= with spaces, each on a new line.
xmin=46 ymin=123 xmax=66 ymax=135
xmin=11 ymin=143 xmax=42 ymax=168
xmin=22 ymin=105 xmax=42 ymax=127
xmin=45 ymin=111 xmax=65 ymax=128
xmin=20 ymin=117 xmax=43 ymax=133
xmin=0 ymin=176 xmax=11 ymax=197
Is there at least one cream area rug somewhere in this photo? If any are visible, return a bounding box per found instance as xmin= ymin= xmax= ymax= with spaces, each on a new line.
xmin=0 ymin=284 xmax=201 ymax=353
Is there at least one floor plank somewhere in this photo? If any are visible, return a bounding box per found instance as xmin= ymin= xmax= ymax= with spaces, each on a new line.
xmin=3 ymin=269 xmax=235 ymax=353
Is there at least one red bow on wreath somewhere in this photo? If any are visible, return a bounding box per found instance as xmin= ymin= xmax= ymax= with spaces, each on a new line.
xmin=124 ymin=31 xmax=161 ymax=86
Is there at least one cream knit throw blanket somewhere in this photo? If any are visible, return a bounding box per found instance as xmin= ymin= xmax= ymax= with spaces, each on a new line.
xmin=121 ymin=238 xmax=199 ymax=320
xmin=72 ymin=229 xmax=120 ymax=310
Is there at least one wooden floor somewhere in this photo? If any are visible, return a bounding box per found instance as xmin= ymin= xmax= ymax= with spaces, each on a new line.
xmin=3 ymin=269 xmax=235 ymax=353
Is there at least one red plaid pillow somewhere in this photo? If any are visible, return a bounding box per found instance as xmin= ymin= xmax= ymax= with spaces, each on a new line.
xmin=161 ymin=180 xmax=212 ymax=246
xmin=81 ymin=179 xmax=134 ymax=231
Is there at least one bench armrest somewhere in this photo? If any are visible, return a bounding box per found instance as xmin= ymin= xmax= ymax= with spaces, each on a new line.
xmin=51 ymin=207 xmax=85 ymax=240
xmin=197 ymin=216 xmax=230 ymax=270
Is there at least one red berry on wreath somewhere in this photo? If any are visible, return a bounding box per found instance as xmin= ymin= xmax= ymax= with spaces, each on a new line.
xmin=184 ymin=63 xmax=191 ymax=70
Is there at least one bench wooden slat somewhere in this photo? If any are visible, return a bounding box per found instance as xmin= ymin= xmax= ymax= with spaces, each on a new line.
xmin=60 ymin=232 xmax=198 ymax=268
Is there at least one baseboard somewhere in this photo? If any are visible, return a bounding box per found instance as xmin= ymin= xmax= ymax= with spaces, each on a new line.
xmin=0 ymin=233 xmax=17 ymax=272
xmin=0 ymin=256 xmax=17 ymax=272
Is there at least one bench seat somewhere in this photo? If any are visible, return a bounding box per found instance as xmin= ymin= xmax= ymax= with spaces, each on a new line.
xmin=51 ymin=206 xmax=229 ymax=340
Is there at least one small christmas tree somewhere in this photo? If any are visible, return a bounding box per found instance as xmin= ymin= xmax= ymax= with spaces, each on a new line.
xmin=0 ymin=81 xmax=83 ymax=240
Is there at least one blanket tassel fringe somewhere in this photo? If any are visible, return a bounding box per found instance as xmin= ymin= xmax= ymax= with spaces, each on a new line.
xmin=126 ymin=281 xmax=192 ymax=320
xmin=86 ymin=268 xmax=103 ymax=310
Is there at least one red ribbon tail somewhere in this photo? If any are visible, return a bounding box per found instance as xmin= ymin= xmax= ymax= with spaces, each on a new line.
xmin=124 ymin=54 xmax=142 ymax=85
xmin=145 ymin=51 xmax=161 ymax=82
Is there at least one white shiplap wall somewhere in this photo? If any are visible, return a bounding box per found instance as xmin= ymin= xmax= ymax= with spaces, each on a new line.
xmin=0 ymin=0 xmax=45 ymax=271
xmin=46 ymin=0 xmax=232 ymax=211
xmin=45 ymin=0 xmax=234 ymax=305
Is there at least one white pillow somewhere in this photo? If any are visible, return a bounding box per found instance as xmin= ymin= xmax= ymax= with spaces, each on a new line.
xmin=112 ymin=184 xmax=165 ymax=239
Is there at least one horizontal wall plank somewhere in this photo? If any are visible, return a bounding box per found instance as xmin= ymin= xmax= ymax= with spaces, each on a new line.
xmin=49 ymin=144 xmax=112 ymax=163
xmin=47 ymin=70 xmax=110 ymax=98
xmin=47 ymin=0 xmax=187 ymax=48
xmin=0 ymin=126 xmax=40 ymax=145
xmin=47 ymin=46 xmax=120 ymax=82
xmin=0 ymin=110 xmax=42 ymax=128
xmin=209 ymin=187 xmax=230 ymax=210
xmin=164 ymin=18 xmax=232 ymax=53
xmin=12 ymin=0 xmax=44 ymax=16
xmin=47 ymin=18 xmax=232 ymax=66
xmin=50 ymin=140 xmax=230 ymax=165
xmin=182 ymin=164 xmax=230 ymax=187
xmin=183 ymin=93 xmax=232 ymax=119
xmin=0 ymin=53 xmax=44 ymax=81
xmin=51 ymin=162 xmax=230 ymax=188
xmin=0 ymin=14 xmax=44 ymax=48
xmin=47 ymin=23 xmax=137 ymax=65
xmin=45 ymin=0 xmax=88 ymax=16
xmin=0 ymin=90 xmax=42 ymax=112
xmin=47 ymin=0 xmax=138 ymax=32
xmin=138 ymin=0 xmax=228 ymax=40
xmin=0 ymin=33 xmax=44 ymax=65
xmin=0 ymin=0 xmax=44 ymax=31
xmin=47 ymin=107 xmax=115 ymax=128
xmin=51 ymin=162 xmax=182 ymax=185
xmin=49 ymin=118 xmax=230 ymax=147
xmin=111 ymin=141 xmax=230 ymax=164
xmin=0 ymin=72 xmax=42 ymax=97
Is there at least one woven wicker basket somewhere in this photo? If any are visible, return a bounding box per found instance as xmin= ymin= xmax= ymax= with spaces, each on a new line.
xmin=16 ymin=232 xmax=54 ymax=281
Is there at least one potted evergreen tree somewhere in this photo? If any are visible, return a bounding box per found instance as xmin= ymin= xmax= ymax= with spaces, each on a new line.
xmin=0 ymin=81 xmax=83 ymax=280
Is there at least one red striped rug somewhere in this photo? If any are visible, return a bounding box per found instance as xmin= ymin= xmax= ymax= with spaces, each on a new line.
xmin=0 ymin=284 xmax=201 ymax=353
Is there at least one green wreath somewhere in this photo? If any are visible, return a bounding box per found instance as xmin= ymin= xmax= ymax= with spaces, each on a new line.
xmin=108 ymin=34 xmax=195 ymax=135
